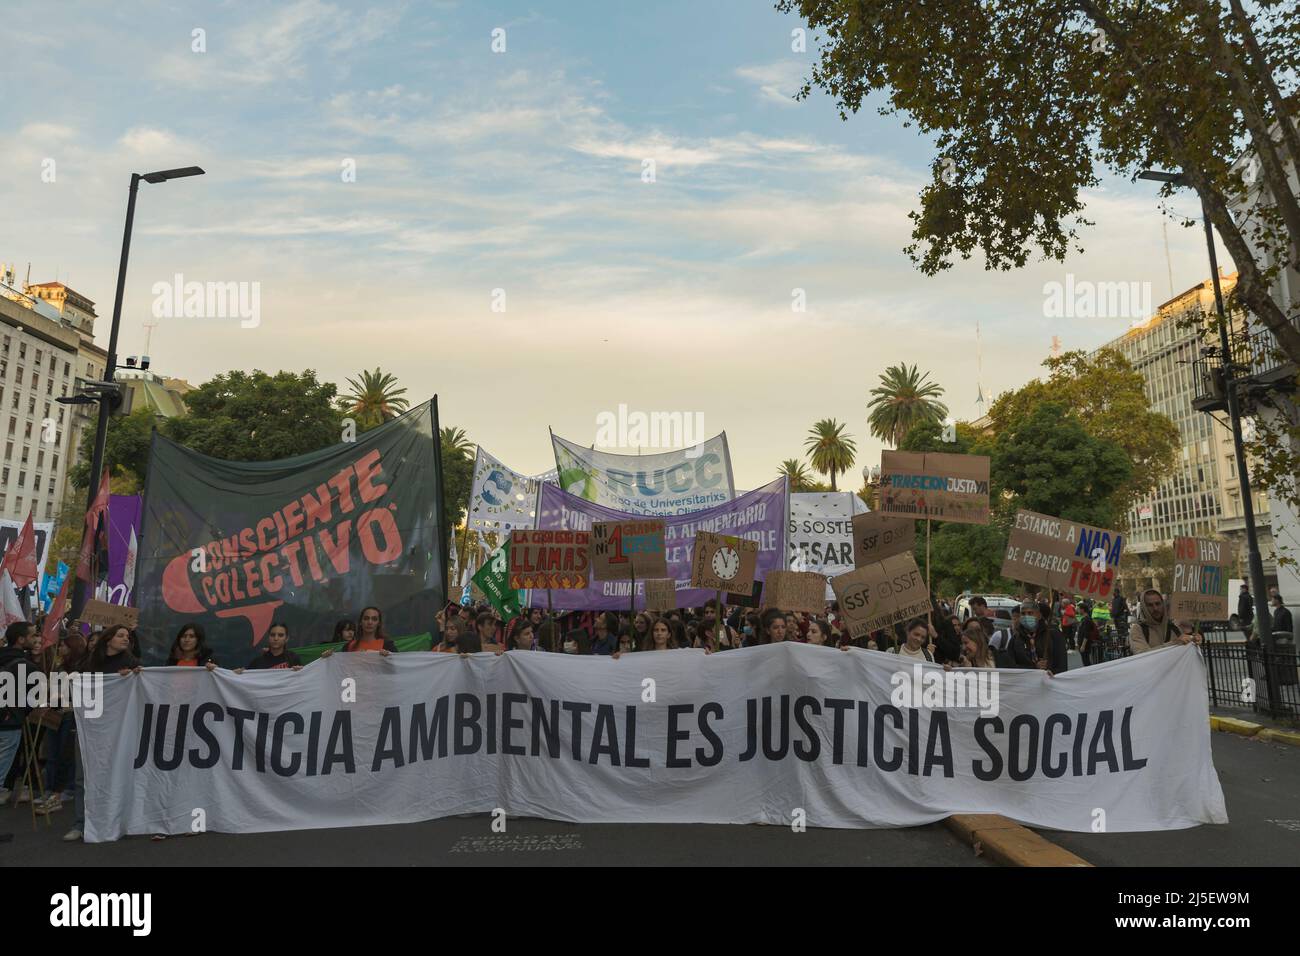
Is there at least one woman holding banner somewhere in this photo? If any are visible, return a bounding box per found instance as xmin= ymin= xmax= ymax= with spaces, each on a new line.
xmin=237 ymin=622 xmax=303 ymax=671
xmin=641 ymin=618 xmax=678 ymax=652
xmin=166 ymin=623 xmax=218 ymax=670
xmin=885 ymin=618 xmax=935 ymax=662
xmin=344 ymin=606 xmax=396 ymax=655
xmin=86 ymin=626 xmax=141 ymax=676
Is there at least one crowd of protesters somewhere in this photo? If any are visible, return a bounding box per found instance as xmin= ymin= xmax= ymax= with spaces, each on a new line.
xmin=0 ymin=579 xmax=1274 ymax=846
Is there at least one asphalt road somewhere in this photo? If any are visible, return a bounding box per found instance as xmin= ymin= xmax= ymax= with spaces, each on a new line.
xmin=1037 ymin=731 xmax=1300 ymax=866
xmin=2 ymin=813 xmax=987 ymax=867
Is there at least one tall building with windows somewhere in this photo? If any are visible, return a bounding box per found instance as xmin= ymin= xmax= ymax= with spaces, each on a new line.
xmin=0 ymin=269 xmax=78 ymax=522
xmin=1093 ymin=271 xmax=1277 ymax=582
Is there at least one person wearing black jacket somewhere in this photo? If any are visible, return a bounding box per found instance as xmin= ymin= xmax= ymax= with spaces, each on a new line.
xmin=1271 ymin=592 xmax=1294 ymax=639
xmin=1238 ymin=583 xmax=1254 ymax=631
xmin=165 ymin=622 xmax=218 ymax=669
xmin=85 ymin=626 xmax=141 ymax=675
xmin=0 ymin=621 xmax=39 ymax=806
xmin=237 ymin=622 xmax=303 ymax=671
xmin=1004 ymin=602 xmax=1040 ymax=669
xmin=930 ymin=611 xmax=963 ymax=665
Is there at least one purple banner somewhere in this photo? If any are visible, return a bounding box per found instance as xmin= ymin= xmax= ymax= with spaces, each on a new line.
xmin=103 ymin=494 xmax=142 ymax=606
xmin=530 ymin=477 xmax=788 ymax=610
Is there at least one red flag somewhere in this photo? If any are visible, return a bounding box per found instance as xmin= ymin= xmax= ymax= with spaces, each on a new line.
xmin=41 ymin=569 xmax=72 ymax=650
xmin=1 ymin=510 xmax=39 ymax=588
xmin=75 ymin=469 xmax=112 ymax=582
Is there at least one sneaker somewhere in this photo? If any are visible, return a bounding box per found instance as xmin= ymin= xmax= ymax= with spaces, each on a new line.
xmin=151 ymin=834 xmax=167 ymax=841
xmin=34 ymin=796 xmax=62 ymax=816
xmin=60 ymin=790 xmax=74 ymax=803
xmin=61 ymin=829 xmax=82 ymax=842
xmin=14 ymin=787 xmax=31 ymax=805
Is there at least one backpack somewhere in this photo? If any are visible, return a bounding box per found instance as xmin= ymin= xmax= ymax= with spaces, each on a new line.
xmin=1139 ymin=621 xmax=1178 ymax=648
xmin=992 ymin=630 xmax=1017 ymax=668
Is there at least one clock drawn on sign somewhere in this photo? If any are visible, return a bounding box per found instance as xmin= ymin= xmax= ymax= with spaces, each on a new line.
xmin=711 ymin=545 xmax=742 ymax=581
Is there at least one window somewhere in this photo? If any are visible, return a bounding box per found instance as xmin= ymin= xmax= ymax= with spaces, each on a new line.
xmin=36 ymin=451 xmax=43 ymax=468
xmin=47 ymin=355 xmax=55 ymax=374
xmin=18 ymin=343 xmax=25 ymax=359
xmin=3 ymin=442 xmax=9 ymax=460
xmin=26 ymin=396 xmax=34 ymax=415
xmin=45 ymin=380 xmax=52 ymax=395
xmin=63 ymin=361 xmax=69 ymax=377
xmin=45 ymin=501 xmax=53 ymax=519
xmin=14 ymin=497 xmax=21 ymax=514
xmin=1 ymin=467 xmax=7 ymax=482
xmin=16 ymin=366 xmax=23 ymax=382
xmin=5 ymin=420 xmax=12 ymax=436
xmin=9 ymin=392 xmax=17 ymax=411
xmin=47 ymin=476 xmax=55 ymax=493
xmin=19 ymin=447 xmax=27 ymax=465
xmin=42 ymin=403 xmax=49 ymax=419
xmin=16 ymin=472 xmax=24 ymax=488
xmin=52 ymin=455 xmax=58 ymax=471
xmin=23 ymin=422 xmax=30 ymax=439
xmin=30 ymin=372 xmax=37 ymax=388
xmin=34 ymin=348 xmax=42 ymax=364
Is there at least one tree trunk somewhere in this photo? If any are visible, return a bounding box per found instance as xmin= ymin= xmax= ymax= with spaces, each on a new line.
xmin=1227 ymin=0 xmax=1300 ymax=177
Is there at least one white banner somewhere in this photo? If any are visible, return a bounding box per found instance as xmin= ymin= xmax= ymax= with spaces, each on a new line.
xmin=788 ymin=492 xmax=870 ymax=598
xmin=551 ymin=431 xmax=734 ymax=515
xmin=466 ymin=446 xmax=541 ymax=533
xmin=76 ymin=643 xmax=1225 ymax=841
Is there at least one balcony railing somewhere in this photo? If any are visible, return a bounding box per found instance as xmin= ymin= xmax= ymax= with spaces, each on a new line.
xmin=1191 ymin=310 xmax=1298 ymax=413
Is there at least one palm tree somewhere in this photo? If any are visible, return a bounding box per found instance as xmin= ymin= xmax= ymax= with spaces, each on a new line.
xmin=342 ymin=368 xmax=410 ymax=428
xmin=778 ymin=458 xmax=813 ymax=491
xmin=804 ymin=419 xmax=856 ymax=491
xmin=441 ymin=426 xmax=473 ymax=460
xmin=867 ymin=364 xmax=949 ymax=447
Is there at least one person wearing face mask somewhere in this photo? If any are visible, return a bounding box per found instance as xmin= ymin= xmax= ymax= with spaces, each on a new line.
xmin=1006 ymin=602 xmax=1041 ymax=669
xmin=1130 ymin=589 xmax=1199 ymax=653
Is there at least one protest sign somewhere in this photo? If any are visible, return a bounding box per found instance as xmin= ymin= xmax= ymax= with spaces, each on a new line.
xmin=135 ymin=400 xmax=446 ymax=665
xmin=591 ymin=520 xmax=668 ymax=580
xmin=831 ymin=551 xmax=933 ymax=637
xmin=879 ymin=451 xmax=990 ymax=525
xmin=81 ymin=599 xmax=140 ymax=629
xmin=551 ymin=431 xmax=735 ymax=515
xmin=763 ymin=570 xmax=828 ymax=614
xmin=852 ymin=512 xmax=916 ymax=567
xmin=788 ymin=492 xmax=869 ymax=583
xmin=76 ymin=643 xmax=1226 ymax=841
xmin=508 ymin=529 xmax=590 ymax=590
xmin=1171 ymin=537 xmax=1231 ymax=621
xmin=1001 ymin=509 xmax=1124 ymax=599
xmin=644 ymin=578 xmax=677 ymax=611
xmin=690 ymin=531 xmax=759 ymax=595
xmin=530 ymin=477 xmax=787 ymax=611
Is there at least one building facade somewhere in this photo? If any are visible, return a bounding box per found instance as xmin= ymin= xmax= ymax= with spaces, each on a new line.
xmin=1093 ymin=272 xmax=1277 ymax=581
xmin=0 ymin=270 xmax=78 ymax=522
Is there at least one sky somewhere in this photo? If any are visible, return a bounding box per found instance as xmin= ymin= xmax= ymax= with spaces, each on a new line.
xmin=1 ymin=0 xmax=1227 ymax=490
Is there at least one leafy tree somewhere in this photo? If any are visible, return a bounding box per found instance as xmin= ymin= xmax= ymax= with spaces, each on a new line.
xmin=993 ymin=402 xmax=1134 ymax=528
xmin=440 ymin=427 xmax=475 ymax=533
xmin=67 ymin=406 xmax=157 ymax=491
xmin=778 ymin=0 xmax=1300 ymax=365
xmin=440 ymin=426 xmax=473 ymax=460
xmin=804 ymin=418 xmax=857 ymax=490
xmin=867 ymin=364 xmax=948 ymax=448
xmin=988 ymin=349 xmax=1178 ymax=520
xmin=340 ymin=367 xmax=410 ymax=429
xmin=778 ymin=458 xmax=815 ymax=491
xmin=166 ymin=370 xmax=343 ymax=461
xmin=899 ymin=419 xmax=983 ymax=456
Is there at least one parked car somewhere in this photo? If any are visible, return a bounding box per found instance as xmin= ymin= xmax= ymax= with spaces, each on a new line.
xmin=956 ymin=594 xmax=1021 ymax=625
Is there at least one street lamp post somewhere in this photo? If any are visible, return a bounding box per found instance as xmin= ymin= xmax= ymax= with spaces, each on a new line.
xmin=83 ymin=167 xmax=205 ymax=511
xmin=1139 ymin=170 xmax=1276 ymax=653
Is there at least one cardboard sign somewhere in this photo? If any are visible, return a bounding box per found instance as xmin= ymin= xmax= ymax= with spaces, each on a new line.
xmin=731 ymin=580 xmax=763 ymax=608
xmin=690 ymin=531 xmax=759 ymax=595
xmin=81 ymin=599 xmax=140 ymax=629
xmin=763 ymin=570 xmax=828 ymax=614
xmin=1001 ymin=509 xmax=1123 ymax=599
xmin=851 ymin=512 xmax=916 ymax=567
xmin=644 ymin=578 xmax=678 ymax=612
xmin=878 ymin=451 xmax=990 ymax=525
xmin=830 ymin=551 xmax=933 ymax=638
xmin=591 ymin=520 xmax=667 ymax=580
xmin=508 ymin=529 xmax=590 ymax=589
xmin=1170 ymin=536 xmax=1231 ymax=621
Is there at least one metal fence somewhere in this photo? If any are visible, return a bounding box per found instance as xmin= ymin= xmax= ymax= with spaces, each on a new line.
xmin=1200 ymin=629 xmax=1300 ymax=719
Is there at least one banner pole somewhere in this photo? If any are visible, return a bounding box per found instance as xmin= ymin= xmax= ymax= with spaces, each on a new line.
xmin=547 ymin=586 xmax=555 ymax=652
xmin=717 ymin=587 xmax=723 ymax=648
xmin=926 ymin=517 xmax=933 ymax=629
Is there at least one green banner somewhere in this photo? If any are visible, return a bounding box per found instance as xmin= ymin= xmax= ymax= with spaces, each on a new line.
xmin=472 ymin=541 xmax=524 ymax=619
xmin=136 ymin=400 xmax=447 ymax=665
